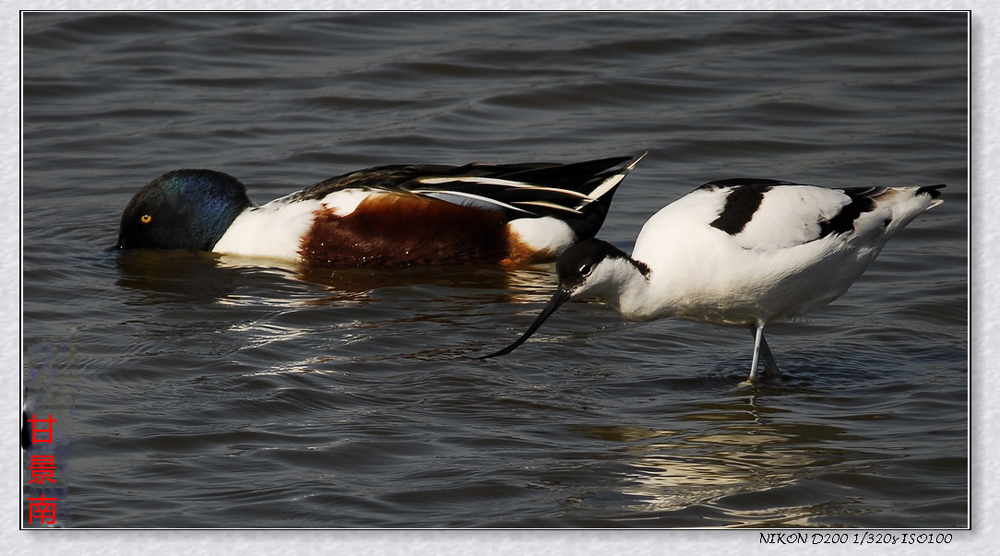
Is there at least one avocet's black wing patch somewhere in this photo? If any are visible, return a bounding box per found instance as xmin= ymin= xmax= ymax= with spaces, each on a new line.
xmin=817 ymin=186 xmax=882 ymax=238
xmin=700 ymin=179 xmax=796 ymax=236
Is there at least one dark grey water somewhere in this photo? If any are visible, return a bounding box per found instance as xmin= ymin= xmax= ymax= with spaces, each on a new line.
xmin=22 ymin=11 xmax=967 ymax=528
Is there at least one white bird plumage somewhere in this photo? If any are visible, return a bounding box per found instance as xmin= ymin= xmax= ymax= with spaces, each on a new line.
xmin=483 ymin=178 xmax=945 ymax=385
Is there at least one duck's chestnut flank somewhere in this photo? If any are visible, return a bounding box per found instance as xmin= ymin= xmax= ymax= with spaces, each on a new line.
xmin=300 ymin=193 xmax=511 ymax=267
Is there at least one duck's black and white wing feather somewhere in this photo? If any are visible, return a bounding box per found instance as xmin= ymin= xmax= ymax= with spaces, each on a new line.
xmin=288 ymin=154 xmax=644 ymax=220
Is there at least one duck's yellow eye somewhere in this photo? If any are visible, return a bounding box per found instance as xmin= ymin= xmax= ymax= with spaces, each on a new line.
xmin=140 ymin=214 xmax=153 ymax=224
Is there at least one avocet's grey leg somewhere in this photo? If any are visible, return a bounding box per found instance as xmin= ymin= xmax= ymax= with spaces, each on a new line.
xmin=745 ymin=323 xmax=780 ymax=385
xmin=745 ymin=323 xmax=765 ymax=385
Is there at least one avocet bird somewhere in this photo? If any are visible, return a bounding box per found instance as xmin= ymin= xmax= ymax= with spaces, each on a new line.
xmin=482 ymin=178 xmax=945 ymax=384
xmin=115 ymin=155 xmax=644 ymax=267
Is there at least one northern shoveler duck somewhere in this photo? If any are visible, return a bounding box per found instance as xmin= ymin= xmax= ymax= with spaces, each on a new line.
xmin=482 ymin=179 xmax=945 ymax=384
xmin=115 ymin=154 xmax=645 ymax=267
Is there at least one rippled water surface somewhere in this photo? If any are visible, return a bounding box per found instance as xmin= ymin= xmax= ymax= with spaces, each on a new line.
xmin=22 ymin=11 xmax=967 ymax=528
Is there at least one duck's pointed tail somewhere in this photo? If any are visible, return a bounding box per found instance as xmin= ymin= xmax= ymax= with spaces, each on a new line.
xmin=558 ymin=152 xmax=646 ymax=240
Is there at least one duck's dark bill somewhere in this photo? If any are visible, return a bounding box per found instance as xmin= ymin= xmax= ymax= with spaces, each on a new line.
xmin=479 ymin=288 xmax=573 ymax=359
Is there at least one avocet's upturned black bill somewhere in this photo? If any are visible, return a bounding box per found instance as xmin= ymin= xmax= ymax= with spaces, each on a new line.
xmin=482 ymin=179 xmax=946 ymax=385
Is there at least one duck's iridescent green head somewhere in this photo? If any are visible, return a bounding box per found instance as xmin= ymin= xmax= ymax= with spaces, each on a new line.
xmin=116 ymin=169 xmax=252 ymax=251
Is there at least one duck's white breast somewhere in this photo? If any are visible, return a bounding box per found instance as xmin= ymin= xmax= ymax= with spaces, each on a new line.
xmin=212 ymin=198 xmax=325 ymax=261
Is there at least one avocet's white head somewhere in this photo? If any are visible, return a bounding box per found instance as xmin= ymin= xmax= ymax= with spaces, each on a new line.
xmin=481 ymin=238 xmax=649 ymax=358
